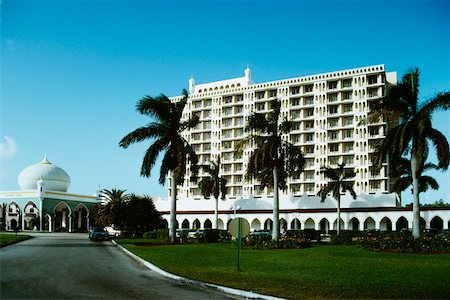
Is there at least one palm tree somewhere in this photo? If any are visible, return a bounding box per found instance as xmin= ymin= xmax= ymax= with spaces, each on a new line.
xmin=119 ymin=89 xmax=199 ymax=242
xmin=100 ymin=188 xmax=129 ymax=228
xmin=236 ymin=99 xmax=305 ymax=240
xmin=392 ymin=158 xmax=439 ymax=204
xmin=317 ymin=163 xmax=356 ymax=235
xmin=197 ymin=157 xmax=227 ymax=229
xmin=369 ymin=68 xmax=450 ymax=238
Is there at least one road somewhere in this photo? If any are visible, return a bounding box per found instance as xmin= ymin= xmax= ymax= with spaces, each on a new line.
xmin=0 ymin=232 xmax=239 ymax=299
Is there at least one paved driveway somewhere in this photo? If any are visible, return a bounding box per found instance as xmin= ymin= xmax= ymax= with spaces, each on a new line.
xmin=0 ymin=232 xmax=238 ymax=299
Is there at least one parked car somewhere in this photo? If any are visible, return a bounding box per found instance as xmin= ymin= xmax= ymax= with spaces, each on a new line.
xmin=105 ymin=226 xmax=121 ymax=237
xmin=89 ymin=226 xmax=110 ymax=241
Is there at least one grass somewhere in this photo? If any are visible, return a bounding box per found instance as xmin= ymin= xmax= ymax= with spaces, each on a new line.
xmin=0 ymin=233 xmax=32 ymax=247
xmin=118 ymin=240 xmax=450 ymax=299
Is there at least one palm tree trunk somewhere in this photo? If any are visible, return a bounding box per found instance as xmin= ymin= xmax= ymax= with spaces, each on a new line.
xmin=272 ymin=167 xmax=279 ymax=241
xmin=170 ymin=174 xmax=177 ymax=243
xmin=337 ymin=197 xmax=341 ymax=235
xmin=411 ymin=151 xmax=421 ymax=239
xmin=214 ymin=196 xmax=219 ymax=229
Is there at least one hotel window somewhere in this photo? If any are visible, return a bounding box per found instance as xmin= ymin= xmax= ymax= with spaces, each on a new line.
xmin=223 ymin=96 xmax=232 ymax=104
xmin=268 ymin=90 xmax=277 ymax=98
xmin=305 ymin=133 xmax=314 ymax=142
xmin=368 ymin=88 xmax=378 ymax=98
xmin=203 ymin=143 xmax=211 ymax=151
xmin=328 ymin=93 xmax=338 ymax=102
xmin=328 ymin=81 xmax=338 ymax=90
xmin=222 ymin=141 xmax=232 ymax=149
xmin=235 ymin=128 xmax=243 ymax=137
xmin=330 ymin=144 xmax=339 ymax=153
xmin=304 ymin=96 xmax=314 ymax=105
xmin=235 ymin=117 xmax=244 ymax=126
xmin=203 ymin=132 xmax=211 ymax=140
xmin=342 ymin=91 xmax=352 ymax=100
xmin=291 ymin=98 xmax=301 ymax=106
xmin=343 ymin=116 xmax=353 ymax=126
xmin=193 ymin=133 xmax=201 ymax=141
xmin=223 ymin=129 xmax=232 ymax=138
xmin=193 ymin=100 xmax=202 ymax=109
xmin=343 ymin=103 xmax=353 ymax=113
xmin=329 ymin=131 xmax=339 ymax=141
xmin=290 ymin=86 xmax=300 ymax=95
xmin=305 ymin=108 xmax=314 ymax=117
xmin=223 ymin=152 xmax=233 ymax=161
xmin=236 ymin=94 xmax=244 ymax=102
xmin=344 ymin=156 xmax=354 ymax=165
xmin=235 ymin=105 xmax=243 ymax=114
xmin=328 ymin=119 xmax=338 ymax=128
xmin=223 ymin=119 xmax=232 ymax=127
xmin=343 ymin=143 xmax=353 ymax=152
xmin=343 ymin=129 xmax=353 ymax=139
xmin=204 ymin=120 xmax=211 ymax=130
xmin=256 ymin=91 xmax=265 ymax=99
xmin=223 ymin=107 xmax=232 ymax=116
xmin=329 ymin=106 xmax=338 ymax=115
xmin=305 ymin=121 xmax=314 ymax=130
xmin=203 ymin=110 xmax=211 ymax=118
xmin=367 ymin=75 xmax=378 ymax=85
xmin=304 ymin=84 xmax=313 ymax=93
xmin=204 ymin=99 xmax=212 ymax=107
xmin=305 ymin=145 xmax=314 ymax=154
xmin=256 ymin=103 xmax=265 ymax=111
xmin=342 ymin=78 xmax=352 ymax=88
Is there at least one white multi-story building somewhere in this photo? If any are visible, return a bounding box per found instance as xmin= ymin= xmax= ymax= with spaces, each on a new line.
xmin=169 ymin=64 xmax=397 ymax=200
xmin=154 ymin=65 xmax=450 ymax=232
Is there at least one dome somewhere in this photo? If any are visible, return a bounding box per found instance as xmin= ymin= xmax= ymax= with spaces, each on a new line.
xmin=18 ymin=156 xmax=71 ymax=192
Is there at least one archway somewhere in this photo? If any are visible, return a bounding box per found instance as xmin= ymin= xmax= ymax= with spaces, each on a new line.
xmin=181 ymin=219 xmax=190 ymax=229
xmin=73 ymin=204 xmax=88 ymax=232
xmin=396 ymin=217 xmax=408 ymax=231
xmin=24 ymin=201 xmax=39 ymax=230
xmin=193 ymin=219 xmax=201 ymax=229
xmin=7 ymin=202 xmax=20 ymax=231
xmin=364 ymin=217 xmax=376 ymax=230
xmin=349 ymin=217 xmax=360 ymax=231
xmin=204 ymin=219 xmax=212 ymax=229
xmin=333 ymin=218 xmax=344 ymax=231
xmin=54 ymin=202 xmax=71 ymax=232
xmin=251 ymin=218 xmax=261 ymax=231
xmin=380 ymin=217 xmax=392 ymax=231
xmin=217 ymin=219 xmax=224 ymax=230
xmin=290 ymin=218 xmax=301 ymax=230
xmin=280 ymin=218 xmax=287 ymax=234
xmin=264 ymin=218 xmax=273 ymax=231
xmin=319 ymin=218 xmax=330 ymax=233
xmin=430 ymin=216 xmax=443 ymax=230
xmin=304 ymin=218 xmax=315 ymax=229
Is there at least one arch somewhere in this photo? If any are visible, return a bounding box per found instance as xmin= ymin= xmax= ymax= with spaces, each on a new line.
xmin=54 ymin=202 xmax=71 ymax=232
xmin=319 ymin=218 xmax=330 ymax=233
xmin=280 ymin=218 xmax=287 ymax=234
xmin=420 ymin=217 xmax=426 ymax=230
xmin=24 ymin=201 xmax=39 ymax=230
xmin=204 ymin=219 xmax=212 ymax=229
xmin=181 ymin=219 xmax=190 ymax=229
xmin=73 ymin=204 xmax=89 ymax=232
xmin=217 ymin=219 xmax=224 ymax=230
xmin=430 ymin=216 xmax=443 ymax=230
xmin=264 ymin=218 xmax=273 ymax=231
xmin=290 ymin=218 xmax=301 ymax=230
xmin=251 ymin=218 xmax=261 ymax=231
xmin=304 ymin=218 xmax=315 ymax=229
xmin=348 ymin=217 xmax=360 ymax=231
xmin=364 ymin=217 xmax=376 ymax=230
xmin=396 ymin=216 xmax=408 ymax=231
xmin=193 ymin=219 xmax=201 ymax=229
xmin=162 ymin=219 xmax=169 ymax=229
xmin=333 ymin=218 xmax=344 ymax=231
xmin=380 ymin=217 xmax=392 ymax=231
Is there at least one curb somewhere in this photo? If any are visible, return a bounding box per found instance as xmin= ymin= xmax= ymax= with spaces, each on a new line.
xmin=112 ymin=240 xmax=284 ymax=300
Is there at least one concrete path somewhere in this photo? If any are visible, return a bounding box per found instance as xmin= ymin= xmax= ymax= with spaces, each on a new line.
xmin=0 ymin=232 xmax=240 ymax=299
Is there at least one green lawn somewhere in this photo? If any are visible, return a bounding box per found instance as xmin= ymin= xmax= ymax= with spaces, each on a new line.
xmin=0 ymin=233 xmax=32 ymax=247
xmin=118 ymin=240 xmax=450 ymax=299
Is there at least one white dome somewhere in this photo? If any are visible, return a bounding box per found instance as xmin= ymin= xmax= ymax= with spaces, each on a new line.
xmin=18 ymin=156 xmax=71 ymax=192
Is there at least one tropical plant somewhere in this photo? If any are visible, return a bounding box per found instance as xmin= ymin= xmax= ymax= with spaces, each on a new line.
xmin=236 ymin=99 xmax=305 ymax=240
xmin=392 ymin=157 xmax=439 ymax=203
xmin=122 ymin=194 xmax=164 ymax=233
xmin=368 ymin=68 xmax=450 ymax=238
xmin=119 ymin=89 xmax=199 ymax=242
xmin=100 ymin=188 xmax=130 ymax=228
xmin=317 ymin=163 xmax=356 ymax=235
xmin=197 ymin=157 xmax=227 ymax=229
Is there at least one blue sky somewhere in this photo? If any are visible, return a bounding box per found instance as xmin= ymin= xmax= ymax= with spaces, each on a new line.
xmin=1 ymin=0 xmax=449 ymax=205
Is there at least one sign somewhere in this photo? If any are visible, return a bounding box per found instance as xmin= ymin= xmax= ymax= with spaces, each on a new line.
xmin=228 ymin=217 xmax=250 ymax=238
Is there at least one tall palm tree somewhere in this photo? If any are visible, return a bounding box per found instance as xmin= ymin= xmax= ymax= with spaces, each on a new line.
xmin=369 ymin=68 xmax=450 ymax=238
xmin=100 ymin=188 xmax=129 ymax=228
xmin=236 ymin=99 xmax=305 ymax=240
xmin=197 ymin=157 xmax=227 ymax=229
xmin=119 ymin=89 xmax=199 ymax=242
xmin=317 ymin=163 xmax=356 ymax=235
xmin=392 ymin=158 xmax=439 ymax=204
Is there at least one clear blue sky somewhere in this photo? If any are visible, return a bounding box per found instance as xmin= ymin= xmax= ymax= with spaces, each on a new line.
xmin=1 ymin=0 xmax=449 ymax=205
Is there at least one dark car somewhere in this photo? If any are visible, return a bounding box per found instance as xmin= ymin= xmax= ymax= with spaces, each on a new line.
xmin=89 ymin=226 xmax=110 ymax=241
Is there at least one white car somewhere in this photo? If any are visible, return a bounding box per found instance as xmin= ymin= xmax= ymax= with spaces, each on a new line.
xmin=105 ymin=226 xmax=121 ymax=237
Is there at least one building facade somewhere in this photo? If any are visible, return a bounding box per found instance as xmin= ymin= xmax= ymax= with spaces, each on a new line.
xmin=0 ymin=157 xmax=100 ymax=232
xmin=153 ymin=65 xmax=450 ymax=232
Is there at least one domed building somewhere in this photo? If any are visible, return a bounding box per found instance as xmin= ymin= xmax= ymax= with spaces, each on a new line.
xmin=0 ymin=157 xmax=100 ymax=232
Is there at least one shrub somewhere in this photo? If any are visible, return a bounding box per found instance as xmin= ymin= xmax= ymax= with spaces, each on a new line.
xmin=156 ymin=228 xmax=168 ymax=241
xmin=241 ymin=231 xmax=310 ymax=250
xmin=356 ymin=230 xmax=450 ymax=253
xmin=204 ymin=229 xmax=219 ymax=243
xmin=143 ymin=231 xmax=157 ymax=239
xmin=331 ymin=230 xmax=357 ymax=245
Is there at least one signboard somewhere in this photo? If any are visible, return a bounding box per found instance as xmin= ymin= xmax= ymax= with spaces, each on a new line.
xmin=228 ymin=217 xmax=250 ymax=238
